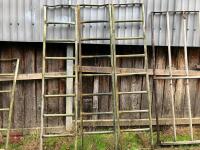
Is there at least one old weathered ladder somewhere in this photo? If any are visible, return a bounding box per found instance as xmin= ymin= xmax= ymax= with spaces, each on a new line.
xmin=40 ymin=5 xmax=78 ymax=150
xmin=0 ymin=59 xmax=19 ymax=150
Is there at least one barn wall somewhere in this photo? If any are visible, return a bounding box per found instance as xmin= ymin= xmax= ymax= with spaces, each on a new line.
xmin=0 ymin=42 xmax=200 ymax=129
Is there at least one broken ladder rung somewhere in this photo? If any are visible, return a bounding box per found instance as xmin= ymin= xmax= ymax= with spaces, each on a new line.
xmin=118 ymin=91 xmax=147 ymax=95
xmin=43 ymin=113 xmax=74 ymax=117
xmin=0 ymin=108 xmax=9 ymax=111
xmin=82 ymin=112 xmax=113 ymax=116
xmin=44 ymin=94 xmax=75 ymax=98
xmin=45 ymin=57 xmax=75 ymax=60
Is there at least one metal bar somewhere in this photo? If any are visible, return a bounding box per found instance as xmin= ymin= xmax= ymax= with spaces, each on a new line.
xmin=5 ymin=59 xmax=19 ymax=150
xmin=82 ymin=112 xmax=113 ymax=115
xmin=183 ymin=14 xmax=194 ymax=141
xmin=79 ymin=4 xmax=108 ymax=7
xmin=166 ymin=12 xmax=177 ymax=142
xmin=142 ymin=1 xmax=153 ymax=146
xmin=81 ymin=38 xmax=110 ymax=41
xmin=152 ymin=11 xmax=200 ymax=14
xmin=45 ymin=57 xmax=75 ymax=60
xmin=46 ymin=5 xmax=75 ymax=8
xmin=109 ymin=4 xmax=120 ymax=150
xmin=118 ymin=91 xmax=147 ymax=95
xmin=113 ymin=3 xmax=143 ymax=7
xmin=44 ymin=94 xmax=75 ymax=98
xmin=119 ymin=110 xmax=149 ymax=113
xmin=43 ymin=114 xmax=74 ymax=117
xmin=83 ymin=131 xmax=114 ymax=135
xmin=40 ymin=5 xmax=47 ymax=150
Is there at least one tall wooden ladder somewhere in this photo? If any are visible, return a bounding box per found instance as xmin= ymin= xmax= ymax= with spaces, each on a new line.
xmin=110 ymin=1 xmax=153 ymax=148
xmin=40 ymin=5 xmax=78 ymax=150
xmin=0 ymin=58 xmax=19 ymax=150
xmin=77 ymin=4 xmax=119 ymax=150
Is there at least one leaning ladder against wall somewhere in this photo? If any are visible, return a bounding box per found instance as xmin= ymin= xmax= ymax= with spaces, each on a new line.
xmin=40 ymin=5 xmax=78 ymax=150
xmin=152 ymin=11 xmax=200 ymax=146
xmin=0 ymin=59 xmax=19 ymax=150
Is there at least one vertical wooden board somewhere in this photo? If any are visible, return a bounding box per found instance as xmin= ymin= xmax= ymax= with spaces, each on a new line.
xmin=174 ymin=48 xmax=186 ymax=118
xmin=35 ymin=44 xmax=42 ymax=126
xmin=188 ymin=48 xmax=199 ymax=117
xmin=154 ymin=47 xmax=166 ymax=118
xmin=12 ymin=44 xmax=25 ymax=129
xmin=24 ymin=46 xmax=36 ymax=128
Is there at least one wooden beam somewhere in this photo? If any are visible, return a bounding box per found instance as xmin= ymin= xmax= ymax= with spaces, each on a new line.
xmin=1 ymin=66 xmax=200 ymax=81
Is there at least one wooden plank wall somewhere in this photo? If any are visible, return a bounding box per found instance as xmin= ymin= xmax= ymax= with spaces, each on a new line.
xmin=0 ymin=42 xmax=200 ymax=129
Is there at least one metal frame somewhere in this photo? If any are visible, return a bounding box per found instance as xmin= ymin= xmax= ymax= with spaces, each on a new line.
xmin=111 ymin=1 xmax=153 ymax=148
xmin=0 ymin=58 xmax=19 ymax=150
xmin=40 ymin=5 xmax=78 ymax=150
xmin=152 ymin=11 xmax=200 ymax=146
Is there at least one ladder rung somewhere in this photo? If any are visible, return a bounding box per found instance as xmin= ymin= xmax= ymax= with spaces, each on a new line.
xmin=43 ymin=133 xmax=74 ymax=138
xmin=82 ymin=92 xmax=112 ymax=96
xmin=82 ymin=112 xmax=113 ymax=116
xmin=116 ymin=54 xmax=145 ymax=58
xmin=116 ymin=37 xmax=144 ymax=40
xmin=118 ymin=91 xmax=147 ymax=95
xmin=115 ymin=20 xmax=143 ymax=23
xmin=81 ymin=55 xmax=111 ymax=59
xmin=43 ymin=114 xmax=74 ymax=117
xmin=81 ymin=38 xmax=110 ymax=41
xmin=46 ymin=4 xmax=75 ymax=8
xmin=44 ymin=94 xmax=75 ymax=98
xmin=0 ymin=90 xmax=11 ymax=93
xmin=82 ymin=74 xmax=112 ymax=77
xmin=81 ymin=20 xmax=108 ymax=24
xmin=44 ymin=75 xmax=75 ymax=79
xmin=116 ymin=72 xmax=147 ymax=76
xmin=0 ymin=73 xmax=14 ymax=76
xmin=46 ymin=21 xmax=75 ymax=25
xmin=0 ymin=108 xmax=9 ymax=111
xmin=45 ymin=57 xmax=75 ymax=60
xmin=46 ymin=39 xmax=75 ymax=43
xmin=83 ymin=131 xmax=114 ymax=135
xmin=121 ymin=128 xmax=150 ymax=132
xmin=119 ymin=110 xmax=149 ymax=114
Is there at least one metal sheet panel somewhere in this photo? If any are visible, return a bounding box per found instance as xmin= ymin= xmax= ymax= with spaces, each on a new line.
xmin=0 ymin=0 xmax=200 ymax=47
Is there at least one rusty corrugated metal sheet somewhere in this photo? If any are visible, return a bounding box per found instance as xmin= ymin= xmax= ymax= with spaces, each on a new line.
xmin=0 ymin=0 xmax=200 ymax=47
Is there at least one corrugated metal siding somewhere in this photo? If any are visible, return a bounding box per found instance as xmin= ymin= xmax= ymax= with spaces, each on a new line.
xmin=1 ymin=0 xmax=200 ymax=47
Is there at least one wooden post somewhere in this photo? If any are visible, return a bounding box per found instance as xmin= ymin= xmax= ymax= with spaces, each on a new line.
xmin=66 ymin=45 xmax=74 ymax=130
